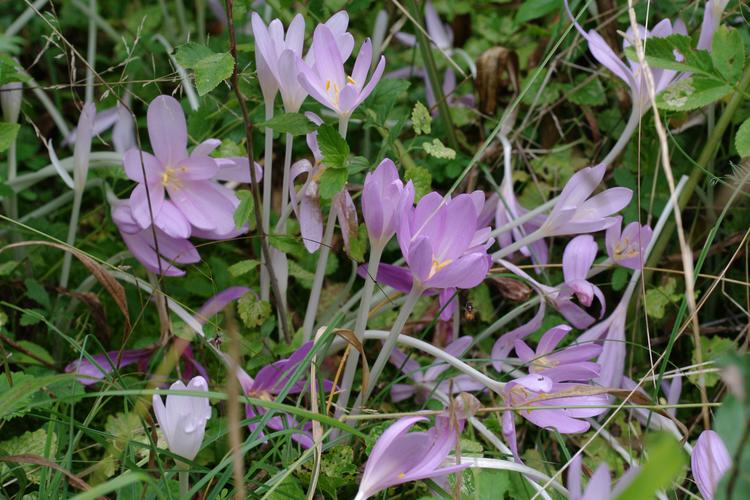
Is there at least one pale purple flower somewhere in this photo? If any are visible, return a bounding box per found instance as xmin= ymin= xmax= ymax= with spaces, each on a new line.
xmin=502 ymin=370 xmax=609 ymax=460
xmin=64 ymin=97 xmax=135 ymax=154
xmin=577 ymin=301 xmax=628 ymax=388
xmin=297 ymin=24 xmax=385 ymax=121
xmin=362 ymin=158 xmax=415 ymax=249
xmin=698 ymin=1 xmax=731 ymax=50
xmin=567 ymin=454 xmax=638 ymax=499
xmin=72 ymin=103 xmax=96 ymax=193
xmin=235 ymin=342 xmax=333 ymax=449
xmin=123 ymin=95 xmax=238 ymax=237
xmin=251 ymin=13 xmax=307 ymax=112
xmin=540 ymin=164 xmax=632 ymax=237
xmin=112 ymin=198 xmax=200 ymax=277
xmin=1 ymin=82 xmax=23 ymax=124
xmin=354 ymin=415 xmax=468 ymax=500
xmin=566 ymin=1 xmax=685 ymax=109
xmin=396 ymin=191 xmax=493 ymax=291
xmin=513 ymin=324 xmax=601 ymax=378
xmin=606 ymin=217 xmax=653 ymax=270
xmin=152 ymin=376 xmax=211 ymax=461
xmin=389 ymin=336 xmax=485 ymax=403
xmin=557 ymin=235 xmax=606 ymax=324
xmin=290 ymin=116 xmax=357 ymax=253
xmin=395 ymin=0 xmax=452 ymax=51
xmin=691 ymin=430 xmax=731 ymax=500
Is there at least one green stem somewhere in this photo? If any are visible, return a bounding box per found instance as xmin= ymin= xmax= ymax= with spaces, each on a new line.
xmin=406 ymin=0 xmax=458 ymax=151
xmin=646 ymin=59 xmax=750 ymax=277
xmin=179 ymin=463 xmax=189 ymax=498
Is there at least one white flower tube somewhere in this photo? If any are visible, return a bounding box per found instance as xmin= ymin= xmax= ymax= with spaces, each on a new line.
xmin=152 ymin=376 xmax=212 ymax=461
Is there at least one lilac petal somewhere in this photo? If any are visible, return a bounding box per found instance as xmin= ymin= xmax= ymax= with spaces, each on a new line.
xmin=425 ymin=253 xmax=490 ymax=290
xmin=299 ymin=190 xmax=324 ymax=253
xmin=563 ymin=235 xmax=597 ymax=283
xmin=556 ymin=299 xmax=596 ymax=329
xmin=66 ymin=348 xmax=153 ymax=385
xmin=192 ymin=138 xmax=221 ymax=157
xmin=367 ymin=263 xmax=414 ymax=293
xmin=584 ymin=464 xmax=612 ymax=499
xmin=408 ymin=236 xmax=435 ymax=284
xmin=390 ymin=348 xmax=421 ymax=379
xmin=424 ymin=0 xmax=451 ymax=49
xmin=578 ymin=187 xmax=633 ymax=222
xmin=129 ymin=182 xmax=165 ymax=229
xmin=179 ymin=155 xmax=219 ymax=181
xmin=154 ymin=200 xmax=191 ymax=239
xmin=351 ymin=39 xmax=373 ymax=92
xmin=285 ymin=14 xmax=305 ymax=56
xmin=587 ymin=31 xmax=636 ymax=89
xmin=391 ymin=383 xmax=417 ymax=403
xmin=356 ymin=55 xmax=386 ymax=107
xmin=214 ymin=157 xmax=264 ymax=183
xmin=123 ymin=149 xmax=163 ymax=184
xmin=692 ymin=430 xmax=731 ymax=500
xmin=197 ymin=287 xmax=252 ymax=324
xmin=147 ymin=95 xmax=188 ymax=167
xmin=394 ymin=32 xmax=417 ymax=46
xmin=338 ymin=84 xmax=359 ymax=115
xmin=537 ymin=325 xmax=573 ymax=355
xmin=169 ymin=181 xmax=236 ymax=233
xmin=438 ymin=288 xmax=457 ymax=321
xmin=313 ymin=25 xmax=345 ymax=89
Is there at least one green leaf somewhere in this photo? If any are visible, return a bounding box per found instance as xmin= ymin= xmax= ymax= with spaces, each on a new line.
xmin=515 ymin=0 xmax=560 ymax=23
xmin=615 ymin=433 xmax=686 ymax=499
xmin=566 ymin=75 xmax=606 ymax=106
xmin=24 ymin=278 xmax=50 ymax=309
xmin=611 ymin=266 xmax=629 ymax=292
xmin=411 ymin=101 xmax=432 ymax=135
xmin=472 ymin=468 xmax=511 ymax=499
xmin=690 ymin=336 xmax=736 ymax=388
xmin=0 ymin=54 xmax=28 ymax=86
xmin=258 ymin=112 xmax=317 ymax=136
xmin=404 ymin=164 xmax=432 ymax=201
xmin=12 ymin=341 xmax=54 ymax=366
xmin=347 ymin=224 xmax=368 ymax=263
xmin=348 ymin=155 xmax=370 ymax=175
xmin=364 ymin=79 xmax=410 ymax=124
xmin=237 ymin=296 xmax=271 ymax=329
xmin=233 ymin=190 xmax=255 ymax=230
xmin=288 ymin=260 xmax=315 ymax=288
xmin=317 ymin=125 xmax=350 ymax=169
xmin=0 ymin=373 xmax=77 ymax=421
xmin=712 ymin=26 xmax=745 ymax=82
xmin=20 ymin=309 xmax=44 ymax=326
xmin=736 ymin=116 xmax=750 ymax=158
xmin=657 ymin=75 xmax=731 ymax=112
xmin=174 ymin=42 xmax=215 ymax=68
xmin=638 ymin=34 xmax=715 ymax=76
xmin=193 ymin=52 xmax=234 ymax=96
xmin=319 ymin=167 xmax=348 ymax=200
xmin=0 ymin=428 xmax=58 ymax=484
xmin=0 ymin=122 xmax=20 ymax=153
xmin=468 ymin=283 xmax=493 ymax=323
xmin=423 ymin=138 xmax=456 ymax=159
xmin=644 ymin=278 xmax=681 ymax=320
xmin=228 ymin=259 xmax=260 ymax=278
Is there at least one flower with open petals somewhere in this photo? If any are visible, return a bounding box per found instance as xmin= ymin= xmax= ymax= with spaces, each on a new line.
xmin=297 ymin=24 xmax=385 ymax=121
xmin=691 ymin=430 xmax=731 ymax=500
xmin=540 ymin=164 xmax=632 ymax=237
xmin=152 ymin=376 xmax=211 ymax=461
xmin=354 ymin=415 xmax=468 ymax=500
xmin=389 ymin=336 xmax=485 ymax=403
xmin=362 ymin=158 xmax=415 ymax=249
xmin=606 ymin=217 xmax=653 ymax=270
xmin=397 ymin=191 xmax=493 ymax=291
xmin=123 ymin=95 xmax=238 ymax=237
xmin=513 ymin=325 xmax=601 ymax=378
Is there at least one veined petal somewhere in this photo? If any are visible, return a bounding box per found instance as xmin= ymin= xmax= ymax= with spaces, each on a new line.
xmin=147 ymin=95 xmax=188 ymax=167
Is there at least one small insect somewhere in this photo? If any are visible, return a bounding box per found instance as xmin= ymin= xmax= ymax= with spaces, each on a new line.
xmin=464 ymin=302 xmax=475 ymax=321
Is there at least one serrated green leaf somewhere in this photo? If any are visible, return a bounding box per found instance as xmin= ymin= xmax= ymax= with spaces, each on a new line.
xmin=657 ymin=76 xmax=731 ymax=112
xmin=174 ymin=42 xmax=214 ymax=69
xmin=0 ymin=122 xmax=20 ymax=153
xmin=411 ymin=101 xmax=432 ymax=135
xmin=404 ymin=164 xmax=432 ymax=201
xmin=638 ymin=34 xmax=715 ymax=76
xmin=615 ymin=433 xmax=686 ymax=499
xmin=644 ymin=278 xmax=681 ymax=320
xmin=319 ymin=167 xmax=348 ymax=199
xmin=233 ymin=190 xmax=254 ymax=230
xmin=348 ymin=155 xmax=370 ymax=174
xmin=712 ymin=26 xmax=745 ymax=82
xmin=237 ymin=296 xmax=271 ymax=328
xmin=317 ymin=125 xmax=350 ymax=169
xmin=228 ymin=259 xmax=260 ymax=278
xmin=193 ymin=52 xmax=234 ymax=96
xmin=259 ymin=112 xmax=317 ymax=136
xmin=736 ymin=116 xmax=750 ymax=158
xmin=567 ymin=75 xmax=606 ymax=106
xmin=423 ymin=138 xmax=456 ymax=159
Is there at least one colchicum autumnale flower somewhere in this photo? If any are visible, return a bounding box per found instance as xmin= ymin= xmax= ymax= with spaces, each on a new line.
xmin=361 ymin=158 xmax=415 ymax=249
xmin=606 ymin=216 xmax=653 ymax=270
xmin=152 ymin=376 xmax=211 ymax=461
xmin=691 ymin=430 xmax=731 ymax=500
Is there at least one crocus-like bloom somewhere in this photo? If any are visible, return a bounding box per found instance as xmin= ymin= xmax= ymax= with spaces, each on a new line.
xmin=512 ymin=325 xmax=601 ymax=377
xmin=251 ymin=13 xmax=307 ymax=112
xmin=297 ymin=25 xmax=385 ymax=121
xmin=557 ymin=235 xmax=606 ymax=325
xmin=567 ymin=453 xmax=638 ymax=499
xmin=66 ymin=343 xmax=207 ymax=385
xmin=235 ymin=342 xmax=333 ymax=448
xmin=112 ymin=198 xmax=200 ymax=276
xmin=397 ymin=191 xmax=493 ymax=291
xmin=361 ymin=158 xmax=415 ymax=249
xmin=152 ymin=376 xmax=211 ymax=461
xmin=606 ymin=217 xmax=653 ymax=270
xmin=566 ymin=0 xmax=685 ymax=110
xmin=539 ymin=164 xmax=632 ymax=237
xmin=692 ymin=430 xmax=731 ymax=500
xmin=354 ymin=415 xmax=469 ymax=500
xmin=502 ymin=369 xmax=609 ymax=459
xmin=389 ymin=336 xmax=485 ymax=403
xmin=123 ymin=95 xmax=238 ymax=237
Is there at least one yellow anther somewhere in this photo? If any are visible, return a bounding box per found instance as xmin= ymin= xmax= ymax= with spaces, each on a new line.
xmin=346 ymin=75 xmax=356 ymax=85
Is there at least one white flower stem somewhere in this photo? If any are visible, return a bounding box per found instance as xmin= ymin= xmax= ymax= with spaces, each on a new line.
xmin=302 ymin=208 xmax=337 ymax=341
xmin=338 ymin=116 xmax=349 ymax=138
xmin=260 ymin=105 xmax=274 ymax=302
xmin=333 ymin=242 xmax=384 ymax=423
xmin=600 ymin=108 xmax=640 ymax=167
xmin=491 ymin=227 xmax=545 ymax=261
xmin=178 ymin=462 xmax=189 ymax=498
xmin=59 ymin=185 xmax=83 ymax=288
xmin=84 ymin=0 xmax=97 ymax=104
xmin=355 ymin=286 xmax=422 ymax=407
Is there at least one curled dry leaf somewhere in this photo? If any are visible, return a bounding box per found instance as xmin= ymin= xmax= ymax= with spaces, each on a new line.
xmin=1 ymin=241 xmax=131 ymax=336
xmin=475 ymin=46 xmax=519 ymax=115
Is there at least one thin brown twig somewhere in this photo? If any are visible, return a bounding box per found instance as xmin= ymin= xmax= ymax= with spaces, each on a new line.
xmin=224 ymin=0 xmax=291 ymax=343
